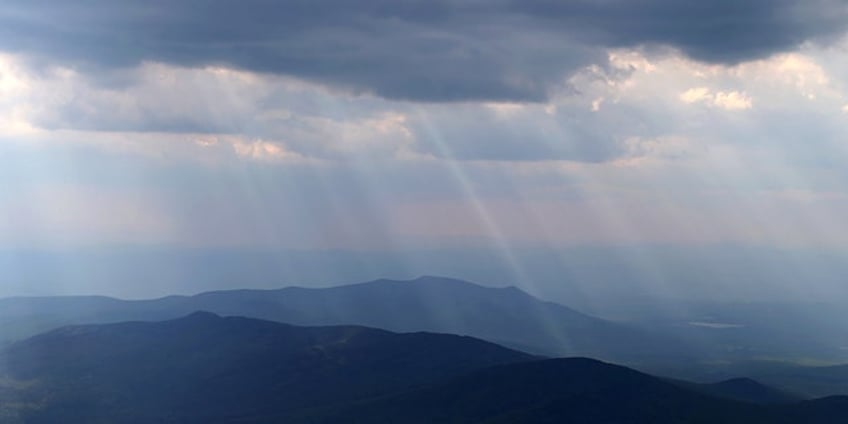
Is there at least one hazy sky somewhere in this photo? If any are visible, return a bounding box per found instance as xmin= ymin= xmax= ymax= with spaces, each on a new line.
xmin=2 ymin=0 xmax=848 ymax=252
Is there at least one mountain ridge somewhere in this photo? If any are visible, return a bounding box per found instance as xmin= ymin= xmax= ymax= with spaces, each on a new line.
xmin=0 ymin=276 xmax=685 ymax=364
xmin=2 ymin=313 xmax=846 ymax=423
xmin=0 ymin=311 xmax=535 ymax=423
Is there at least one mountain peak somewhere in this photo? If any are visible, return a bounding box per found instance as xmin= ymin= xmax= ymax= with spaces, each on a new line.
xmin=376 ymin=276 xmax=519 ymax=292
xmin=411 ymin=275 xmax=471 ymax=283
xmin=180 ymin=310 xmax=223 ymax=321
xmin=366 ymin=275 xmax=479 ymax=286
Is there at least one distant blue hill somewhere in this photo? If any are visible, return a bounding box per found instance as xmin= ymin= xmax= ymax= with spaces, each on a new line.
xmin=0 ymin=276 xmax=687 ymax=364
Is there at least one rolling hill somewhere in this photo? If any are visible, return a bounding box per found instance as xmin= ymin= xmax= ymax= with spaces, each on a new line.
xmin=0 ymin=276 xmax=689 ymax=364
xmin=303 ymin=359 xmax=848 ymax=424
xmin=0 ymin=312 xmax=533 ymax=423
xmin=0 ymin=314 xmax=844 ymax=423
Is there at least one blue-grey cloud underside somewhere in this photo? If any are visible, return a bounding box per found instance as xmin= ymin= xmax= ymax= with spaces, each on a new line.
xmin=1 ymin=0 xmax=845 ymax=102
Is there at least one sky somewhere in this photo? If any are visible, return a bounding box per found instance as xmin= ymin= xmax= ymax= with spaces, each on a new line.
xmin=2 ymin=1 xmax=848 ymax=300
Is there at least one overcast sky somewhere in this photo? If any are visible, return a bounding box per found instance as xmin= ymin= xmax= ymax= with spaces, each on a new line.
xmin=3 ymin=0 xmax=848 ymax=253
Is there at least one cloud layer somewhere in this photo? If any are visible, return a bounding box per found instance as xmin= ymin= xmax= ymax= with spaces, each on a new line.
xmin=2 ymin=0 xmax=847 ymax=102
xmin=2 ymin=2 xmax=848 ymax=251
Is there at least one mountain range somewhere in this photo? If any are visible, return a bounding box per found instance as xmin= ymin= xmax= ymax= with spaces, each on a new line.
xmin=0 ymin=313 xmax=845 ymax=423
xmin=0 ymin=276 xmax=688 ymax=364
xmin=0 ymin=312 xmax=532 ymax=423
xmin=1 ymin=276 xmax=846 ymax=398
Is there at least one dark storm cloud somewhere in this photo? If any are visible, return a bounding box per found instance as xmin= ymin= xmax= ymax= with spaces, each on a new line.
xmin=1 ymin=0 xmax=846 ymax=102
xmin=510 ymin=0 xmax=848 ymax=63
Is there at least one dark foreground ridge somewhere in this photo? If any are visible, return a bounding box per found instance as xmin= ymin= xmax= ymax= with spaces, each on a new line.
xmin=312 ymin=358 xmax=848 ymax=424
xmin=0 ymin=313 xmax=845 ymax=423
xmin=0 ymin=312 xmax=533 ymax=423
